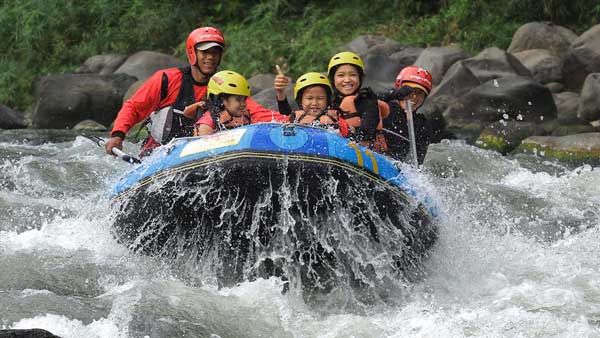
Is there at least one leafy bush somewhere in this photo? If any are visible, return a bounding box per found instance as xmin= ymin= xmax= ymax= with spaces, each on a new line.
xmin=0 ymin=0 xmax=597 ymax=113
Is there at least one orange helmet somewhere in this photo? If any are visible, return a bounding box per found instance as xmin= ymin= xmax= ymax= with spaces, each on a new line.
xmin=186 ymin=27 xmax=225 ymax=65
xmin=395 ymin=66 xmax=433 ymax=95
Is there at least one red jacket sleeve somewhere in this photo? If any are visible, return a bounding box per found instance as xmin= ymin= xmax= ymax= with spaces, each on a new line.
xmin=111 ymin=71 xmax=165 ymax=137
xmin=246 ymin=97 xmax=288 ymax=123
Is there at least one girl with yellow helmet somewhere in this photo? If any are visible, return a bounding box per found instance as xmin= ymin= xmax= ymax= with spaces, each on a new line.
xmin=327 ymin=51 xmax=366 ymax=108
xmin=327 ymin=52 xmax=391 ymax=153
xmin=194 ymin=70 xmax=252 ymax=136
xmin=289 ymin=72 xmax=339 ymax=126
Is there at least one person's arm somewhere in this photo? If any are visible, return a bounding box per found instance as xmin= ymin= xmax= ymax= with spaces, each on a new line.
xmin=106 ymin=71 xmax=166 ymax=154
xmin=196 ymin=124 xmax=215 ymax=136
xmin=195 ymin=110 xmax=216 ymax=134
xmin=111 ymin=71 xmax=166 ymax=137
xmin=277 ymin=98 xmax=292 ymax=116
xmin=246 ymin=97 xmax=288 ymax=123
xmin=377 ymin=86 xmax=414 ymax=103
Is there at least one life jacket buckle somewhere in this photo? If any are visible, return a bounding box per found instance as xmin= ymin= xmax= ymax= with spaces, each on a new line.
xmin=282 ymin=123 xmax=296 ymax=136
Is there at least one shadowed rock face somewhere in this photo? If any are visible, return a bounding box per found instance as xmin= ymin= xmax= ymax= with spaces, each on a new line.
xmin=0 ymin=104 xmax=26 ymax=129
xmin=562 ymin=24 xmax=600 ymax=90
xmin=444 ymin=76 xmax=556 ymax=126
xmin=577 ymin=73 xmax=600 ymax=122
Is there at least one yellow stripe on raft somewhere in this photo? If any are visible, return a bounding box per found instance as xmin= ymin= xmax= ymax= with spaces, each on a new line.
xmin=363 ymin=149 xmax=379 ymax=175
xmin=348 ymin=143 xmax=363 ymax=167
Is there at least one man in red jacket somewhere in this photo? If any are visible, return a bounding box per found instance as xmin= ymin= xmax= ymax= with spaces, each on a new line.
xmin=105 ymin=26 xmax=284 ymax=156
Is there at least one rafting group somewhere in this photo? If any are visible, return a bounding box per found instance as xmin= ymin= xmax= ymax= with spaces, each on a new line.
xmin=104 ymin=26 xmax=434 ymax=165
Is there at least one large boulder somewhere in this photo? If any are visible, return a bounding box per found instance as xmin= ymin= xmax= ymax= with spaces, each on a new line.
xmin=444 ymin=76 xmax=556 ymax=126
xmin=461 ymin=47 xmax=532 ymax=83
xmin=114 ymin=51 xmax=186 ymax=81
xmin=553 ymin=91 xmax=581 ymax=123
xmin=363 ymin=47 xmax=423 ymax=85
xmin=342 ymin=35 xmax=398 ymax=56
xmin=420 ymin=61 xmax=482 ymax=116
xmin=414 ymin=45 xmax=469 ymax=85
xmin=31 ymin=73 xmax=137 ymax=129
xmin=476 ymin=120 xmax=538 ymax=154
xmin=512 ymin=49 xmax=562 ymax=84
xmin=122 ymin=80 xmax=145 ymax=102
xmin=535 ymin=120 xmax=596 ymax=136
xmin=562 ymin=24 xmax=600 ymax=90
xmin=363 ymin=54 xmax=403 ymax=85
xmin=507 ymin=22 xmax=577 ymax=56
xmin=515 ymin=132 xmax=600 ymax=165
xmin=418 ymin=61 xmax=482 ymax=141
xmin=389 ymin=47 xmax=424 ymax=66
xmin=248 ymin=73 xmax=278 ymax=95
xmin=577 ymin=73 xmax=600 ymax=122
xmin=75 ymin=54 xmax=128 ymax=75
xmin=251 ymin=87 xmax=295 ymax=112
xmin=0 ymin=104 xmax=26 ymax=129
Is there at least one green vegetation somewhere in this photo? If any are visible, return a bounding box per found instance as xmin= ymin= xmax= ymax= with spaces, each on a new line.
xmin=1 ymin=0 xmax=598 ymax=112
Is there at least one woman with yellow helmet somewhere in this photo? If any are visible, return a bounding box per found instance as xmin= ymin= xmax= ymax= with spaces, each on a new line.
xmin=194 ymin=70 xmax=252 ymax=136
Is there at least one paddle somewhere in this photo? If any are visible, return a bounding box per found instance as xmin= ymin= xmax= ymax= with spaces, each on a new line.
xmin=404 ymin=99 xmax=419 ymax=169
xmin=83 ymin=135 xmax=141 ymax=164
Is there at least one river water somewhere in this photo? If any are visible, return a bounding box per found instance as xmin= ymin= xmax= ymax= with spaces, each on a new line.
xmin=1 ymin=129 xmax=599 ymax=338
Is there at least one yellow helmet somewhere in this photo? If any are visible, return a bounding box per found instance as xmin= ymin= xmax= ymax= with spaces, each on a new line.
xmin=327 ymin=51 xmax=365 ymax=75
xmin=208 ymin=70 xmax=251 ymax=98
xmin=293 ymin=72 xmax=333 ymax=101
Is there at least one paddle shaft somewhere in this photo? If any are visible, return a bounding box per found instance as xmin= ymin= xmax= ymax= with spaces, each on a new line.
xmin=404 ymin=99 xmax=419 ymax=169
xmin=83 ymin=135 xmax=141 ymax=164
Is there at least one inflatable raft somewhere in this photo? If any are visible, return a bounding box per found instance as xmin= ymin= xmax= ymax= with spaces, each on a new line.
xmin=111 ymin=123 xmax=438 ymax=305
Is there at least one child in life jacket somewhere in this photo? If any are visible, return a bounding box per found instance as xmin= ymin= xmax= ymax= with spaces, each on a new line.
xmin=327 ymin=52 xmax=390 ymax=153
xmin=195 ymin=70 xmax=251 ymax=136
xmin=288 ymin=72 xmax=338 ymax=127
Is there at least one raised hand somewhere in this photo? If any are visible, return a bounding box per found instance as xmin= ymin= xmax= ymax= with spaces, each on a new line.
xmin=182 ymin=100 xmax=207 ymax=119
xmin=274 ymin=64 xmax=289 ymax=101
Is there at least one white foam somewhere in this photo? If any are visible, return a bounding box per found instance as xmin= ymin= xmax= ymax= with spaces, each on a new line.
xmin=10 ymin=314 xmax=126 ymax=338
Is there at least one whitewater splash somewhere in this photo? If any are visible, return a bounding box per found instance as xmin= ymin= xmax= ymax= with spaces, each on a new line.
xmin=1 ymin=133 xmax=599 ymax=337
xmin=109 ymin=127 xmax=437 ymax=312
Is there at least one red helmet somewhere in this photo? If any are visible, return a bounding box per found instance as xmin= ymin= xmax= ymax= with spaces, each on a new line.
xmin=395 ymin=66 xmax=433 ymax=95
xmin=186 ymin=27 xmax=225 ymax=65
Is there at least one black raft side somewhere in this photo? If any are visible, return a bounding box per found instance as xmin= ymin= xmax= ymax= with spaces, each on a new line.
xmin=110 ymin=150 xmax=438 ymax=308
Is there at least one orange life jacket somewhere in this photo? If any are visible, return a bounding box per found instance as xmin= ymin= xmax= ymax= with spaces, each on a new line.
xmin=338 ymin=96 xmax=390 ymax=153
xmin=290 ymin=110 xmax=338 ymax=126
xmin=216 ymin=110 xmax=251 ymax=130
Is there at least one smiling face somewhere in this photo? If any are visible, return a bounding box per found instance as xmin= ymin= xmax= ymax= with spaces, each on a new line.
xmin=195 ymin=46 xmax=222 ymax=75
xmin=223 ymin=95 xmax=247 ymax=117
xmin=333 ymin=64 xmax=361 ymax=96
xmin=400 ymin=86 xmax=427 ymax=110
xmin=300 ymin=85 xmax=328 ymax=116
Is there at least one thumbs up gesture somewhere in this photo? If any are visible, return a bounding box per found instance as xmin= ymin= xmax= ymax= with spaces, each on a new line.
xmin=274 ymin=64 xmax=289 ymax=100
